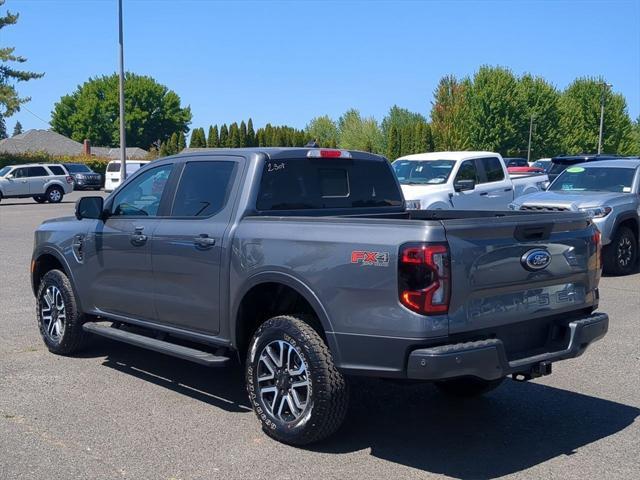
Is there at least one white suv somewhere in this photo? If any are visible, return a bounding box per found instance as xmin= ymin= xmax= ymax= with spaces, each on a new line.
xmin=0 ymin=163 xmax=74 ymax=204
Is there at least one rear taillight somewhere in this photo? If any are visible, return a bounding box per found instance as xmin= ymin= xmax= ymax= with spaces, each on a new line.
xmin=66 ymin=176 xmax=74 ymax=184
xmin=306 ymin=149 xmax=352 ymax=159
xmin=593 ymin=228 xmax=602 ymax=270
xmin=399 ymin=243 xmax=450 ymax=315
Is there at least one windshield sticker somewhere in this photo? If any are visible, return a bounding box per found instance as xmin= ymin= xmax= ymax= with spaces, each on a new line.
xmin=566 ymin=167 xmax=585 ymax=173
xmin=623 ymin=187 xmax=631 ymax=193
xmin=351 ymin=250 xmax=390 ymax=267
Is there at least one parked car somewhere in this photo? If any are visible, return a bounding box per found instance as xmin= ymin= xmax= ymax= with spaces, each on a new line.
xmin=63 ymin=163 xmax=102 ymax=191
xmin=104 ymin=160 xmax=150 ymax=192
xmin=510 ymin=159 xmax=640 ymax=275
xmin=0 ymin=163 xmax=73 ymax=203
xmin=32 ymin=147 xmax=608 ymax=445
xmin=504 ymin=157 xmax=528 ymax=168
xmin=531 ymin=158 xmax=552 ymax=172
xmin=548 ymin=154 xmax=621 ymax=183
xmin=393 ymin=152 xmax=548 ymax=211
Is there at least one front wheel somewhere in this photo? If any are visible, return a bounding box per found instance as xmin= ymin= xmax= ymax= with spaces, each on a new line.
xmin=246 ymin=315 xmax=349 ymax=445
xmin=36 ymin=269 xmax=88 ymax=355
xmin=603 ymin=226 xmax=637 ymax=276
xmin=46 ymin=185 xmax=64 ymax=203
xmin=435 ymin=376 xmax=505 ymax=397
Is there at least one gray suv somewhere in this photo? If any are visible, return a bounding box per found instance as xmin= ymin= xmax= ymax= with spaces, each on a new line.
xmin=511 ymin=159 xmax=640 ymax=275
xmin=31 ymin=148 xmax=608 ymax=445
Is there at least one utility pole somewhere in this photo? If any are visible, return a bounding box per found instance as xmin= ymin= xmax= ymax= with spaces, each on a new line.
xmin=527 ymin=114 xmax=535 ymax=163
xmin=598 ymin=83 xmax=612 ymax=154
xmin=118 ymin=0 xmax=127 ymax=183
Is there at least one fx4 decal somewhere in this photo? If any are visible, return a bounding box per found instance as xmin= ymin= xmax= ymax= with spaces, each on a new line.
xmin=351 ymin=250 xmax=390 ymax=267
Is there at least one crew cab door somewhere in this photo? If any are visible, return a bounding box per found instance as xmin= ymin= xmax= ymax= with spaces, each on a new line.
xmin=450 ymin=160 xmax=481 ymax=209
xmin=474 ymin=157 xmax=513 ymax=209
xmin=151 ymin=156 xmax=242 ymax=335
xmin=86 ymin=163 xmax=174 ymax=321
xmin=5 ymin=167 xmax=30 ymax=195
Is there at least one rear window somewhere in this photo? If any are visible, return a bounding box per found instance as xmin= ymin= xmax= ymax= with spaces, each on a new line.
xmin=256 ymin=158 xmax=403 ymax=211
xmin=48 ymin=165 xmax=66 ymax=175
xmin=107 ymin=162 xmax=120 ymax=172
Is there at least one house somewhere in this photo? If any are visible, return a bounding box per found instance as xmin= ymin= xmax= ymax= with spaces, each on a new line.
xmin=0 ymin=129 xmax=148 ymax=159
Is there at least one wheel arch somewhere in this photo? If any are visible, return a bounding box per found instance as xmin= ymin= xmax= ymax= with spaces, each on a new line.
xmin=232 ymin=272 xmax=340 ymax=362
xmin=31 ymin=248 xmax=84 ymax=311
xmin=613 ymin=214 xmax=639 ymax=242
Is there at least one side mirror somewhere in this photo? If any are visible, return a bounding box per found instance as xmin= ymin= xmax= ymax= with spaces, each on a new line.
xmin=454 ymin=179 xmax=476 ymax=192
xmin=75 ymin=196 xmax=104 ymax=220
xmin=6 ymin=173 xmax=14 ymax=179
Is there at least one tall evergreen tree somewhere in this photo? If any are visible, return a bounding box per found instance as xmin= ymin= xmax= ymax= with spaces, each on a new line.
xmin=208 ymin=125 xmax=219 ymax=147
xmin=239 ymin=120 xmax=247 ymax=147
xmin=430 ymin=75 xmax=471 ymax=150
xmin=177 ymin=131 xmax=186 ymax=151
xmin=168 ymin=132 xmax=179 ymax=155
xmin=219 ymin=124 xmax=229 ymax=147
xmin=12 ymin=120 xmax=22 ymax=136
xmin=0 ymin=114 xmax=7 ymax=139
xmin=247 ymin=118 xmax=256 ymax=146
xmin=159 ymin=140 xmax=169 ymax=157
xmin=386 ymin=125 xmax=401 ymax=160
xmin=0 ymin=1 xmax=44 ymax=116
xmin=229 ymin=122 xmax=240 ymax=147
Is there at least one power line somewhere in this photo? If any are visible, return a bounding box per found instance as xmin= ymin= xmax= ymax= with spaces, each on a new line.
xmin=20 ymin=105 xmax=51 ymax=127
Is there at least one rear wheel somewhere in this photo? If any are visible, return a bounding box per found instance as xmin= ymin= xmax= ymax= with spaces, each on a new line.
xmin=33 ymin=195 xmax=46 ymax=203
xmin=435 ymin=376 xmax=505 ymax=397
xmin=46 ymin=185 xmax=64 ymax=203
xmin=603 ymin=226 xmax=637 ymax=276
xmin=246 ymin=315 xmax=349 ymax=445
xmin=36 ymin=269 xmax=88 ymax=355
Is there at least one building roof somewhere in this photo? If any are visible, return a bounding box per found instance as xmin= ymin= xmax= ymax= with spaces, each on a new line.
xmin=0 ymin=129 xmax=147 ymax=159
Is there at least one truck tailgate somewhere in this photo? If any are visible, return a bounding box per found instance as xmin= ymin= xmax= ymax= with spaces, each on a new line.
xmin=442 ymin=212 xmax=600 ymax=342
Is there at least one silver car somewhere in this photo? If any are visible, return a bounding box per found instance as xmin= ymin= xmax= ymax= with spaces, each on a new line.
xmin=0 ymin=163 xmax=74 ymax=204
xmin=511 ymin=159 xmax=640 ymax=275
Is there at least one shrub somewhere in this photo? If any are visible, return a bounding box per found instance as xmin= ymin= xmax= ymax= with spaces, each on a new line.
xmin=0 ymin=152 xmax=111 ymax=175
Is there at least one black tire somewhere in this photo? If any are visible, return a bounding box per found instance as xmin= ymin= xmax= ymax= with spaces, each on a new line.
xmin=45 ymin=185 xmax=64 ymax=203
xmin=36 ymin=269 xmax=87 ymax=355
xmin=246 ymin=315 xmax=349 ymax=445
xmin=603 ymin=226 xmax=637 ymax=276
xmin=435 ymin=376 xmax=505 ymax=398
xmin=33 ymin=195 xmax=46 ymax=203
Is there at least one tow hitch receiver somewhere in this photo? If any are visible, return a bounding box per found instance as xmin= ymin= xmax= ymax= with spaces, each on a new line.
xmin=512 ymin=361 xmax=553 ymax=382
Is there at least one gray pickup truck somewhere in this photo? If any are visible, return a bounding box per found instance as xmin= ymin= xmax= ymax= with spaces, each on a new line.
xmin=31 ymin=148 xmax=608 ymax=445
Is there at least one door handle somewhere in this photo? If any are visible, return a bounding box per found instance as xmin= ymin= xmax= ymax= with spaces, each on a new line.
xmin=194 ymin=234 xmax=216 ymax=249
xmin=504 ymin=187 xmax=513 ymax=192
xmin=479 ymin=192 xmax=488 ymax=196
xmin=130 ymin=226 xmax=147 ymax=246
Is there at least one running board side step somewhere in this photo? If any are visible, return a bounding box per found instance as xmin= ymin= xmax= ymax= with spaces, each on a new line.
xmin=82 ymin=322 xmax=231 ymax=367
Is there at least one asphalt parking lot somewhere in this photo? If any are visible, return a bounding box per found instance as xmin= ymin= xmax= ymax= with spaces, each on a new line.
xmin=1 ymin=191 xmax=638 ymax=480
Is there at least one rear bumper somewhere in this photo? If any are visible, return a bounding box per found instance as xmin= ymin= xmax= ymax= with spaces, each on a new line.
xmin=406 ymin=312 xmax=608 ymax=381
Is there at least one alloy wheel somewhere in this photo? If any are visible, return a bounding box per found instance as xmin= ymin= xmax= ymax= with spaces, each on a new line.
xmin=41 ymin=285 xmax=66 ymax=342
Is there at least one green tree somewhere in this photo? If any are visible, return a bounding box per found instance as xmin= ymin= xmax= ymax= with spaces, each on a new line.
xmin=239 ymin=120 xmax=247 ymax=147
xmin=464 ymin=66 xmax=527 ymax=155
xmin=517 ymin=74 xmax=561 ymax=158
xmin=159 ymin=140 xmax=169 ymax=157
xmin=338 ymin=109 xmax=383 ymax=153
xmin=189 ymin=127 xmax=206 ymax=148
xmin=229 ymin=122 xmax=240 ymax=147
xmin=247 ymin=118 xmax=255 ymax=146
xmin=305 ymin=115 xmax=339 ymax=148
xmin=430 ymin=75 xmax=470 ymax=150
xmin=219 ymin=124 xmax=229 ymax=147
xmin=11 ymin=119 xmax=22 ymax=136
xmin=629 ymin=116 xmax=640 ymax=155
xmin=0 ymin=2 xmax=44 ymax=116
xmin=177 ymin=131 xmax=186 ymax=151
xmin=559 ymin=78 xmax=633 ymax=154
xmin=413 ymin=121 xmax=433 ymax=153
xmin=51 ymin=72 xmax=191 ymax=148
xmin=208 ymin=125 xmax=219 ymax=147
xmin=168 ymin=132 xmax=179 ymax=155
xmin=386 ymin=125 xmax=401 ymax=160
xmin=381 ymin=106 xmax=427 ymax=157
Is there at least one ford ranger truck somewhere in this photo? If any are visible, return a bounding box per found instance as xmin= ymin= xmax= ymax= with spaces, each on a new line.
xmin=31 ymin=147 xmax=608 ymax=445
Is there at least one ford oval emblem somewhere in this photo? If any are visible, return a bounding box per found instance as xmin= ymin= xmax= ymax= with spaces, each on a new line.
xmin=521 ymin=249 xmax=552 ymax=271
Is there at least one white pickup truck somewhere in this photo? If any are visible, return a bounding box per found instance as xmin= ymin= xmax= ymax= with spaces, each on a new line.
xmin=393 ymin=152 xmax=548 ymax=210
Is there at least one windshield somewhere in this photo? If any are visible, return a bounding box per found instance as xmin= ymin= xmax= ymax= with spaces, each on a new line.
xmin=65 ymin=164 xmax=91 ymax=173
xmin=392 ymin=160 xmax=456 ymax=185
xmin=532 ymin=160 xmax=551 ymax=172
xmin=549 ymin=166 xmax=637 ymax=193
xmin=0 ymin=166 xmax=11 ymax=177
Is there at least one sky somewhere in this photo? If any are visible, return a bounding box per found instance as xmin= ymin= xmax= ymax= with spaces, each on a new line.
xmin=3 ymin=0 xmax=640 ymax=138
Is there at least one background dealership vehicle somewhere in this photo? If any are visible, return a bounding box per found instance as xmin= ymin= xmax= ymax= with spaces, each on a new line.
xmin=531 ymin=158 xmax=552 ymax=172
xmin=32 ymin=148 xmax=607 ymax=445
xmin=63 ymin=163 xmax=103 ymax=191
xmin=104 ymin=160 xmax=150 ymax=192
xmin=511 ymin=159 xmax=640 ymax=275
xmin=393 ymin=152 xmax=548 ymax=210
xmin=0 ymin=163 xmax=73 ymax=203
xmin=547 ymin=153 xmax=621 ymax=183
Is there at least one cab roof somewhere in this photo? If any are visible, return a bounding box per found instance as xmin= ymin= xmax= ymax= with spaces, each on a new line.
xmin=395 ymin=151 xmax=499 ymax=161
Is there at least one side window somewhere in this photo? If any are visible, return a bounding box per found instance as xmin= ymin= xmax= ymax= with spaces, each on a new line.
xmin=455 ymin=160 xmax=478 ymax=183
xmin=111 ymin=164 xmax=173 ymax=217
xmin=171 ymin=161 xmax=237 ymax=217
xmin=48 ymin=165 xmax=66 ymax=176
xmin=28 ymin=166 xmax=49 ymax=177
xmin=480 ymin=157 xmax=505 ymax=183
xmin=12 ymin=168 xmax=28 ymax=178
